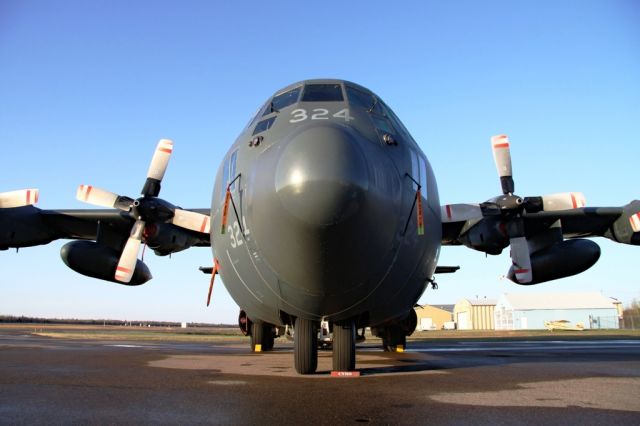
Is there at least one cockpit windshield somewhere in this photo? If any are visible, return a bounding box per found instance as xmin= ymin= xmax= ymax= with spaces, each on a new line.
xmin=301 ymin=84 xmax=344 ymax=102
xmin=264 ymin=86 xmax=301 ymax=115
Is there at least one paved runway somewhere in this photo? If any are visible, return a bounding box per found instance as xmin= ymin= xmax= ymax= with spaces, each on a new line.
xmin=1 ymin=329 xmax=639 ymax=425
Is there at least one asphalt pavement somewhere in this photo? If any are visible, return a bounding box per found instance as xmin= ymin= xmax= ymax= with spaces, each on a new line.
xmin=1 ymin=328 xmax=639 ymax=425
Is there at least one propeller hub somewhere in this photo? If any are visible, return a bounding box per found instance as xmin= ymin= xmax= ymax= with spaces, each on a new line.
xmin=495 ymin=194 xmax=524 ymax=210
xmin=132 ymin=197 xmax=175 ymax=223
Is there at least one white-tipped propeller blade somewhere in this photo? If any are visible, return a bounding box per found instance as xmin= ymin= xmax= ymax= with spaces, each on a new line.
xmin=491 ymin=134 xmax=515 ymax=194
xmin=146 ymin=139 xmax=173 ymax=181
xmin=0 ymin=189 xmax=39 ymax=208
xmin=115 ymin=220 xmax=145 ymax=283
xmin=76 ymin=185 xmax=120 ymax=208
xmin=172 ymin=209 xmax=211 ymax=234
xmin=509 ymin=236 xmax=532 ymax=284
xmin=541 ymin=192 xmax=586 ymax=211
xmin=630 ymin=213 xmax=640 ymax=233
xmin=441 ymin=203 xmax=482 ymax=223
xmin=491 ymin=134 xmax=512 ymax=178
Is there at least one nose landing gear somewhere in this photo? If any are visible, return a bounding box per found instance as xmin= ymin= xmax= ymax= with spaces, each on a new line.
xmin=332 ymin=319 xmax=356 ymax=372
xmin=293 ymin=317 xmax=358 ymax=374
xmin=294 ymin=317 xmax=318 ymax=374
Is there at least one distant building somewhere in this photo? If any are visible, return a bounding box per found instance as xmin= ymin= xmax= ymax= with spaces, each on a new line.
xmin=415 ymin=305 xmax=453 ymax=330
xmin=494 ymin=292 xmax=620 ymax=330
xmin=453 ymin=298 xmax=496 ymax=330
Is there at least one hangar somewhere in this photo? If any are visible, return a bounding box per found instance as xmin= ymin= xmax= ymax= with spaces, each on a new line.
xmin=415 ymin=304 xmax=453 ymax=330
xmin=494 ymin=292 xmax=620 ymax=330
xmin=453 ymin=298 xmax=496 ymax=330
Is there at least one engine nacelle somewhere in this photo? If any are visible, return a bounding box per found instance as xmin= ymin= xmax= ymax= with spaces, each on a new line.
xmin=507 ymin=239 xmax=600 ymax=285
xmin=143 ymin=222 xmax=203 ymax=256
xmin=458 ymin=217 xmax=509 ymax=255
xmin=60 ymin=241 xmax=152 ymax=285
xmin=0 ymin=206 xmax=58 ymax=250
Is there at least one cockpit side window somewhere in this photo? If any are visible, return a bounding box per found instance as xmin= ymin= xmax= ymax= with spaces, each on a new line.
xmin=301 ymin=84 xmax=344 ymax=102
xmin=346 ymin=86 xmax=375 ymax=110
xmin=252 ymin=116 xmax=276 ymax=135
xmin=220 ymin=149 xmax=239 ymax=201
xmin=371 ymin=115 xmax=394 ymax=135
xmin=244 ymin=101 xmax=270 ymax=131
xmin=263 ymin=86 xmax=301 ymax=116
xmin=381 ymin=100 xmax=414 ymax=144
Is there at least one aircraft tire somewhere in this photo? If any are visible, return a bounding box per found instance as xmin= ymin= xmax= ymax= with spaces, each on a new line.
xmin=332 ymin=319 xmax=356 ymax=372
xmin=382 ymin=327 xmax=406 ymax=352
xmin=261 ymin=323 xmax=275 ymax=351
xmin=250 ymin=321 xmax=264 ymax=352
xmin=294 ymin=317 xmax=317 ymax=374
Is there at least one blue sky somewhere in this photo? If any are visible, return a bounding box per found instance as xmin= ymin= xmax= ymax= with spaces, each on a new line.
xmin=1 ymin=1 xmax=638 ymax=323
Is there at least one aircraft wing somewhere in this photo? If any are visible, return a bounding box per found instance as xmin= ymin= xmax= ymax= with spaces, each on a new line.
xmin=441 ymin=200 xmax=640 ymax=285
xmin=1 ymin=193 xmax=210 ymax=286
xmin=1 ymin=206 xmax=210 ymax=252
xmin=442 ymin=205 xmax=636 ymax=246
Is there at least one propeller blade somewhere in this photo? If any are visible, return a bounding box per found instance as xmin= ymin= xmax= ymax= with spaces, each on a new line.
xmin=115 ymin=220 xmax=145 ymax=283
xmin=441 ymin=203 xmax=482 ymax=223
xmin=509 ymin=236 xmax=532 ymax=283
xmin=76 ymin=185 xmax=120 ymax=208
xmin=630 ymin=213 xmax=640 ymax=233
xmin=0 ymin=189 xmax=39 ymax=208
xmin=491 ymin=134 xmax=514 ymax=194
xmin=541 ymin=192 xmax=586 ymax=211
xmin=172 ymin=209 xmax=211 ymax=234
xmin=142 ymin=139 xmax=173 ymax=197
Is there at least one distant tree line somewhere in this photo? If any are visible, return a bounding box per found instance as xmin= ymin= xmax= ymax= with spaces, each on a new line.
xmin=0 ymin=315 xmax=233 ymax=328
xmin=622 ymin=300 xmax=640 ymax=330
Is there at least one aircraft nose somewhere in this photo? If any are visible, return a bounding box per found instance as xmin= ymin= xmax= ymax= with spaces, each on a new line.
xmin=275 ymin=125 xmax=369 ymax=226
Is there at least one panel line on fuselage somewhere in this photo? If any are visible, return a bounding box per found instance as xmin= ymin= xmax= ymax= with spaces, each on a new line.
xmin=225 ymin=249 xmax=261 ymax=302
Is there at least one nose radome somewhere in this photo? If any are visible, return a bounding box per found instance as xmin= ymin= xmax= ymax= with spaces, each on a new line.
xmin=275 ymin=125 xmax=369 ymax=226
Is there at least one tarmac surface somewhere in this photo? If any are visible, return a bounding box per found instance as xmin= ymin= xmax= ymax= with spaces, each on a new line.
xmin=1 ymin=328 xmax=639 ymax=425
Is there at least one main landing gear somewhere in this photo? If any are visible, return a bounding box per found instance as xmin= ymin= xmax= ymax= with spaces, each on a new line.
xmin=239 ymin=310 xmax=276 ymax=352
xmin=293 ymin=317 xmax=357 ymax=374
xmin=250 ymin=321 xmax=275 ymax=352
xmin=381 ymin=325 xmax=407 ymax=352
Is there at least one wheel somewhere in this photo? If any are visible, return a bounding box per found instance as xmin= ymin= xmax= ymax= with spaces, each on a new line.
xmin=332 ymin=319 xmax=356 ymax=372
xmin=250 ymin=321 xmax=264 ymax=352
xmin=262 ymin=324 xmax=275 ymax=351
xmin=294 ymin=317 xmax=317 ymax=374
xmin=250 ymin=321 xmax=275 ymax=351
xmin=382 ymin=327 xmax=406 ymax=352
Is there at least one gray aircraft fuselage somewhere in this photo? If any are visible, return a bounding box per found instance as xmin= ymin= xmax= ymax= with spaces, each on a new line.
xmin=210 ymin=79 xmax=441 ymax=329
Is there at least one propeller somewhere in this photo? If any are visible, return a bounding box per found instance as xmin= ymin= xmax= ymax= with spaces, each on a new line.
xmin=76 ymin=139 xmax=211 ymax=283
xmin=491 ymin=134 xmax=514 ymax=195
xmin=0 ymin=189 xmax=39 ymax=208
xmin=442 ymin=135 xmax=587 ymax=284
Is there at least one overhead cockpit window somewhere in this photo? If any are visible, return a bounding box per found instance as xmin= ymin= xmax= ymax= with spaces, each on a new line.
xmin=253 ymin=116 xmax=276 ymax=135
xmin=264 ymin=87 xmax=302 ymax=115
xmin=301 ymin=84 xmax=344 ymax=102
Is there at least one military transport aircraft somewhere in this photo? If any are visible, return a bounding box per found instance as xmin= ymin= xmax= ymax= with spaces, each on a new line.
xmin=1 ymin=79 xmax=639 ymax=374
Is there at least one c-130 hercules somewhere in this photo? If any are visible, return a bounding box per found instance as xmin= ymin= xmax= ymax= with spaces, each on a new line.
xmin=2 ymin=79 xmax=639 ymax=374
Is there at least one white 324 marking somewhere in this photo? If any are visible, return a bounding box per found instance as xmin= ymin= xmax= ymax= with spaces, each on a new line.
xmin=289 ymin=108 xmax=353 ymax=123
xmin=228 ymin=216 xmax=250 ymax=248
